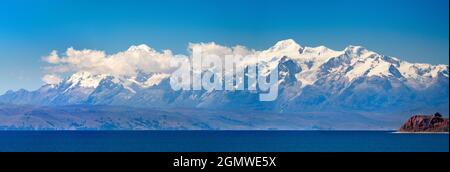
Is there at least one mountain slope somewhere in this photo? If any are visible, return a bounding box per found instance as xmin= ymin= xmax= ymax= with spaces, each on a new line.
xmin=1 ymin=39 xmax=448 ymax=119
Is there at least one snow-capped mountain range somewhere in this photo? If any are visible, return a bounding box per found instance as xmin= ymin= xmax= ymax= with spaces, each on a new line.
xmin=0 ymin=39 xmax=448 ymax=130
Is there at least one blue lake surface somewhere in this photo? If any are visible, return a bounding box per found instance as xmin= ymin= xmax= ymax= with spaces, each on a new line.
xmin=0 ymin=131 xmax=447 ymax=152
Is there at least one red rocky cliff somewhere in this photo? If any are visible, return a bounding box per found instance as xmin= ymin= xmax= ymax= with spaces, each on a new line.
xmin=399 ymin=113 xmax=449 ymax=132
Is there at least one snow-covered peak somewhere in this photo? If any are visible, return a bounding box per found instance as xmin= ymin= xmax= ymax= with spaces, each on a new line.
xmin=345 ymin=45 xmax=366 ymax=53
xmin=259 ymin=39 xmax=303 ymax=61
xmin=66 ymin=71 xmax=108 ymax=88
xmin=267 ymin=39 xmax=302 ymax=54
xmin=271 ymin=39 xmax=302 ymax=51
xmin=398 ymin=62 xmax=449 ymax=79
xmin=142 ymin=73 xmax=170 ymax=88
xmin=309 ymin=45 xmax=331 ymax=53
xmin=344 ymin=45 xmax=375 ymax=58
xmin=299 ymin=46 xmax=342 ymax=61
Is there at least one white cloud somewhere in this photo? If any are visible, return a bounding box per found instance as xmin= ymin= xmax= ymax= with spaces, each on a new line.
xmin=41 ymin=41 xmax=291 ymax=82
xmin=42 ymin=44 xmax=187 ymax=78
xmin=43 ymin=50 xmax=60 ymax=64
xmin=188 ymin=42 xmax=254 ymax=57
xmin=42 ymin=74 xmax=62 ymax=85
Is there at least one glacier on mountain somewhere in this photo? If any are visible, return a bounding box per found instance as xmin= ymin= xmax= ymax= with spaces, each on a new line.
xmin=0 ymin=39 xmax=448 ymax=130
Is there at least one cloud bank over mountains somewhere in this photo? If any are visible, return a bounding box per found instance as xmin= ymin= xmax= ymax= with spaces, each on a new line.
xmin=40 ymin=39 xmax=310 ymax=86
xmin=41 ymin=45 xmax=179 ymax=84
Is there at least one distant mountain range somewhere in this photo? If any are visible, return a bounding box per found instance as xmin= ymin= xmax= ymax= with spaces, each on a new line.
xmin=0 ymin=39 xmax=448 ymax=130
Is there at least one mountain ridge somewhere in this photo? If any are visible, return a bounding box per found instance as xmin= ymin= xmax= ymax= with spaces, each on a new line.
xmin=1 ymin=39 xmax=448 ymax=115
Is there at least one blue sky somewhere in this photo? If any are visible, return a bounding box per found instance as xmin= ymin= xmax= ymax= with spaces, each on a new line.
xmin=0 ymin=0 xmax=448 ymax=93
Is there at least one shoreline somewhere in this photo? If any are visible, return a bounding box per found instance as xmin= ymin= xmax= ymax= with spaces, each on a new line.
xmin=392 ymin=131 xmax=449 ymax=134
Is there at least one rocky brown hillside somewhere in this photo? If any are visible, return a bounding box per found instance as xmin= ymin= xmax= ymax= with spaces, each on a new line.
xmin=399 ymin=113 xmax=449 ymax=132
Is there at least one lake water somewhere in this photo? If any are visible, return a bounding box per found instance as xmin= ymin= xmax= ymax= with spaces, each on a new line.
xmin=0 ymin=131 xmax=447 ymax=152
